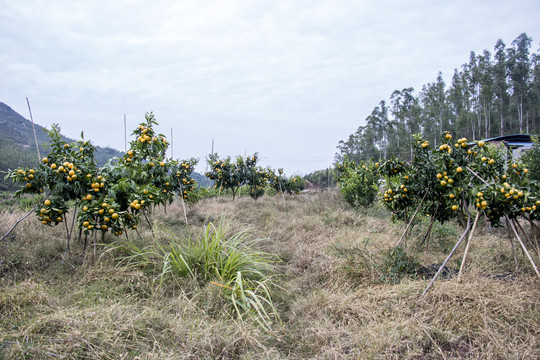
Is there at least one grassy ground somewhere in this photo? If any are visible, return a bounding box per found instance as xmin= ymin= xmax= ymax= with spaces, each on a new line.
xmin=0 ymin=190 xmax=539 ymax=359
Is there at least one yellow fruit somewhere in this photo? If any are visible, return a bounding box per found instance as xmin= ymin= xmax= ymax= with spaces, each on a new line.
xmin=44 ymin=199 xmax=51 ymax=206
xmin=101 ymin=225 xmax=108 ymax=231
xmin=451 ymin=205 xmax=458 ymax=211
xmin=440 ymin=180 xmax=447 ymax=187
xmin=135 ymin=203 xmax=141 ymax=210
xmin=109 ymin=209 xmax=114 ymax=214
xmin=42 ymin=157 xmax=48 ymax=163
xmin=86 ymin=194 xmax=92 ymax=200
xmin=445 ymin=133 xmax=452 ymax=140
xmin=518 ymin=191 xmax=523 ymax=197
xmin=481 ymin=201 xmax=487 ymax=207
xmin=478 ymin=140 xmax=485 ymax=147
xmin=481 ymin=157 xmax=487 ymax=162
xmin=104 ymin=217 xmax=110 ymax=223
xmin=456 ymin=167 xmax=463 ymax=173
xmin=83 ymin=206 xmax=88 ymax=211
xmin=449 ymin=194 xmax=455 ymax=199
xmin=56 ymin=217 xmax=62 ymax=222
xmin=112 ymin=213 xmax=119 ymax=220
xmin=488 ymin=159 xmax=495 ymax=164
xmin=83 ymin=221 xmax=90 ymax=227
xmin=160 ymin=162 xmax=165 ymax=167
xmin=524 ymin=169 xmax=528 ymax=174
xmin=512 ymin=163 xmax=517 ymax=169
xmin=436 ymin=173 xmax=442 ymax=179
xmin=448 ymin=179 xmax=454 ymax=184
xmin=40 ymin=208 xmax=47 ymax=214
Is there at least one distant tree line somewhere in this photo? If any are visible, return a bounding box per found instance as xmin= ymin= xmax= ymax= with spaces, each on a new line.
xmin=336 ymin=33 xmax=540 ymax=163
xmin=303 ymin=168 xmax=337 ymax=188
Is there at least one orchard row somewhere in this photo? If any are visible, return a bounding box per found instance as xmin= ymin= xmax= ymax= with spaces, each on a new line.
xmin=6 ymin=113 xmax=304 ymax=241
xmin=337 ymin=132 xmax=539 ymax=233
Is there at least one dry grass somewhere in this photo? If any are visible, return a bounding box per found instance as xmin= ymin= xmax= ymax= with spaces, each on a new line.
xmin=1 ymin=190 xmax=539 ymax=359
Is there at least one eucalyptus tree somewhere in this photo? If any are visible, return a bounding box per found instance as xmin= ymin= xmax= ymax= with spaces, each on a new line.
xmin=477 ymin=50 xmax=495 ymax=138
xmin=508 ymin=33 xmax=533 ymax=133
xmin=420 ymin=72 xmax=447 ymax=146
xmin=493 ymin=39 xmax=510 ymax=136
xmin=390 ymin=88 xmax=421 ymax=160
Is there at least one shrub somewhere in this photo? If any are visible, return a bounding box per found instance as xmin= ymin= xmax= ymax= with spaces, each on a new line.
xmin=336 ymin=161 xmax=379 ymax=208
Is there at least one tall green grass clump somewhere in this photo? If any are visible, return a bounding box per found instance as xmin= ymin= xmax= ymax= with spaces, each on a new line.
xmin=110 ymin=220 xmax=280 ymax=330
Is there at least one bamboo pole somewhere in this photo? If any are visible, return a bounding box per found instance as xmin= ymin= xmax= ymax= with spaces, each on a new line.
xmin=508 ymin=227 xmax=520 ymax=275
xmin=0 ymin=205 xmax=38 ymax=242
xmin=395 ymin=191 xmax=429 ymax=248
xmin=179 ymin=185 xmax=188 ymax=225
xmin=421 ymin=211 xmax=472 ymax=297
xmin=457 ymin=211 xmax=481 ymax=282
xmin=507 ymin=216 xmax=540 ymax=278
xmin=514 ymin=218 xmax=539 ymax=256
xmin=26 ymin=97 xmax=41 ymax=162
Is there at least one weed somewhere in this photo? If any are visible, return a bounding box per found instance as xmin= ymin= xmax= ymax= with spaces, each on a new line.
xmin=380 ymin=247 xmax=422 ymax=284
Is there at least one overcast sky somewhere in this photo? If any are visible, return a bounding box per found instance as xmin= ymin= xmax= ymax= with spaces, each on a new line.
xmin=1 ymin=0 xmax=539 ymax=175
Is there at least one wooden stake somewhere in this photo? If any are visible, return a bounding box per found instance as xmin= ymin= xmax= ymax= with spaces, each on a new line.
xmin=507 ymin=216 xmax=540 ymax=278
xmin=457 ymin=211 xmax=481 ymax=282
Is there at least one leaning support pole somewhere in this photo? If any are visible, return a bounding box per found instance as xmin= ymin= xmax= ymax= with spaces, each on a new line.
xmin=179 ymin=186 xmax=189 ymax=225
xmin=514 ymin=217 xmax=539 ymax=257
xmin=507 ymin=216 xmax=540 ymax=278
xmin=457 ymin=211 xmax=481 ymax=282
xmin=0 ymin=193 xmax=51 ymax=243
xmin=395 ymin=191 xmax=429 ymax=248
xmin=0 ymin=205 xmax=38 ymax=242
xmin=421 ymin=212 xmax=472 ymax=297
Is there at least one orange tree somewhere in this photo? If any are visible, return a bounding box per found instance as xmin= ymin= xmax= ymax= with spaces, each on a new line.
xmin=6 ymin=112 xmax=197 ymax=245
xmin=380 ymin=131 xmax=539 ymax=248
xmin=205 ymin=153 xmax=262 ymax=200
xmin=336 ymin=160 xmax=379 ymax=208
xmin=268 ymin=168 xmax=306 ymax=195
